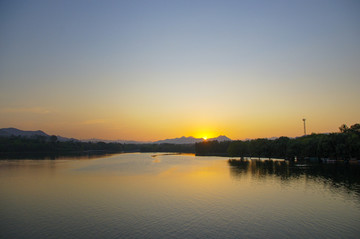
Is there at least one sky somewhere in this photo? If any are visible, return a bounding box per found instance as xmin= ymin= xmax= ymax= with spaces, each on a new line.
xmin=1 ymin=0 xmax=359 ymax=141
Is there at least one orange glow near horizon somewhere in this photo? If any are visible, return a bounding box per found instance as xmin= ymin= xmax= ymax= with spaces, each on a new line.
xmin=190 ymin=128 xmax=222 ymax=140
xmin=2 ymin=114 xmax=359 ymax=141
xmin=1 ymin=1 xmax=360 ymax=143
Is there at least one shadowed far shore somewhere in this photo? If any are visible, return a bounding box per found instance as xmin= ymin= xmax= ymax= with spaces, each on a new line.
xmin=1 ymin=123 xmax=359 ymax=162
xmin=0 ymin=136 xmax=196 ymax=159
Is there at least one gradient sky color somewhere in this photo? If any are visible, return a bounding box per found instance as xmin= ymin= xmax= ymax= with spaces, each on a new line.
xmin=1 ymin=0 xmax=359 ymax=140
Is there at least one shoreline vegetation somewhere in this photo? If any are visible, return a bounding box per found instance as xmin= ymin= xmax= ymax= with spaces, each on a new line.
xmin=0 ymin=137 xmax=196 ymax=159
xmin=0 ymin=123 xmax=359 ymax=161
xmin=196 ymin=123 xmax=360 ymax=162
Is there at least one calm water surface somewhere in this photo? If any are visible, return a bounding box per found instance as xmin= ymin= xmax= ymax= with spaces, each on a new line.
xmin=1 ymin=153 xmax=360 ymax=238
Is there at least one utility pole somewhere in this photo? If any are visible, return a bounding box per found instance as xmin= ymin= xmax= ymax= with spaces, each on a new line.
xmin=302 ymin=118 xmax=306 ymax=136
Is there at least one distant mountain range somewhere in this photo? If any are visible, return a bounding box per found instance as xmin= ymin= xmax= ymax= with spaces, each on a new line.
xmin=153 ymin=135 xmax=231 ymax=144
xmin=0 ymin=127 xmax=232 ymax=144
xmin=0 ymin=127 xmax=78 ymax=142
xmin=83 ymin=135 xmax=231 ymax=144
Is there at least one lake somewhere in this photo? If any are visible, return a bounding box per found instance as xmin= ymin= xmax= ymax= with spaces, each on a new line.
xmin=1 ymin=153 xmax=360 ymax=239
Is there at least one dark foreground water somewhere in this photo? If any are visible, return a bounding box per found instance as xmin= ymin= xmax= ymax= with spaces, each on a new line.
xmin=1 ymin=153 xmax=360 ymax=239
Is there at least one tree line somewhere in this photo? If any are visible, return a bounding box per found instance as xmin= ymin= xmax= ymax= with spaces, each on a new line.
xmin=0 ymin=135 xmax=195 ymax=155
xmin=1 ymin=123 xmax=359 ymax=160
xmin=196 ymin=123 xmax=360 ymax=160
xmin=0 ymin=135 xmax=123 ymax=153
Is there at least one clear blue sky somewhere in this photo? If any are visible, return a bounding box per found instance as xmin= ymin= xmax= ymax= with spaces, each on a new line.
xmin=1 ymin=0 xmax=359 ymax=140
